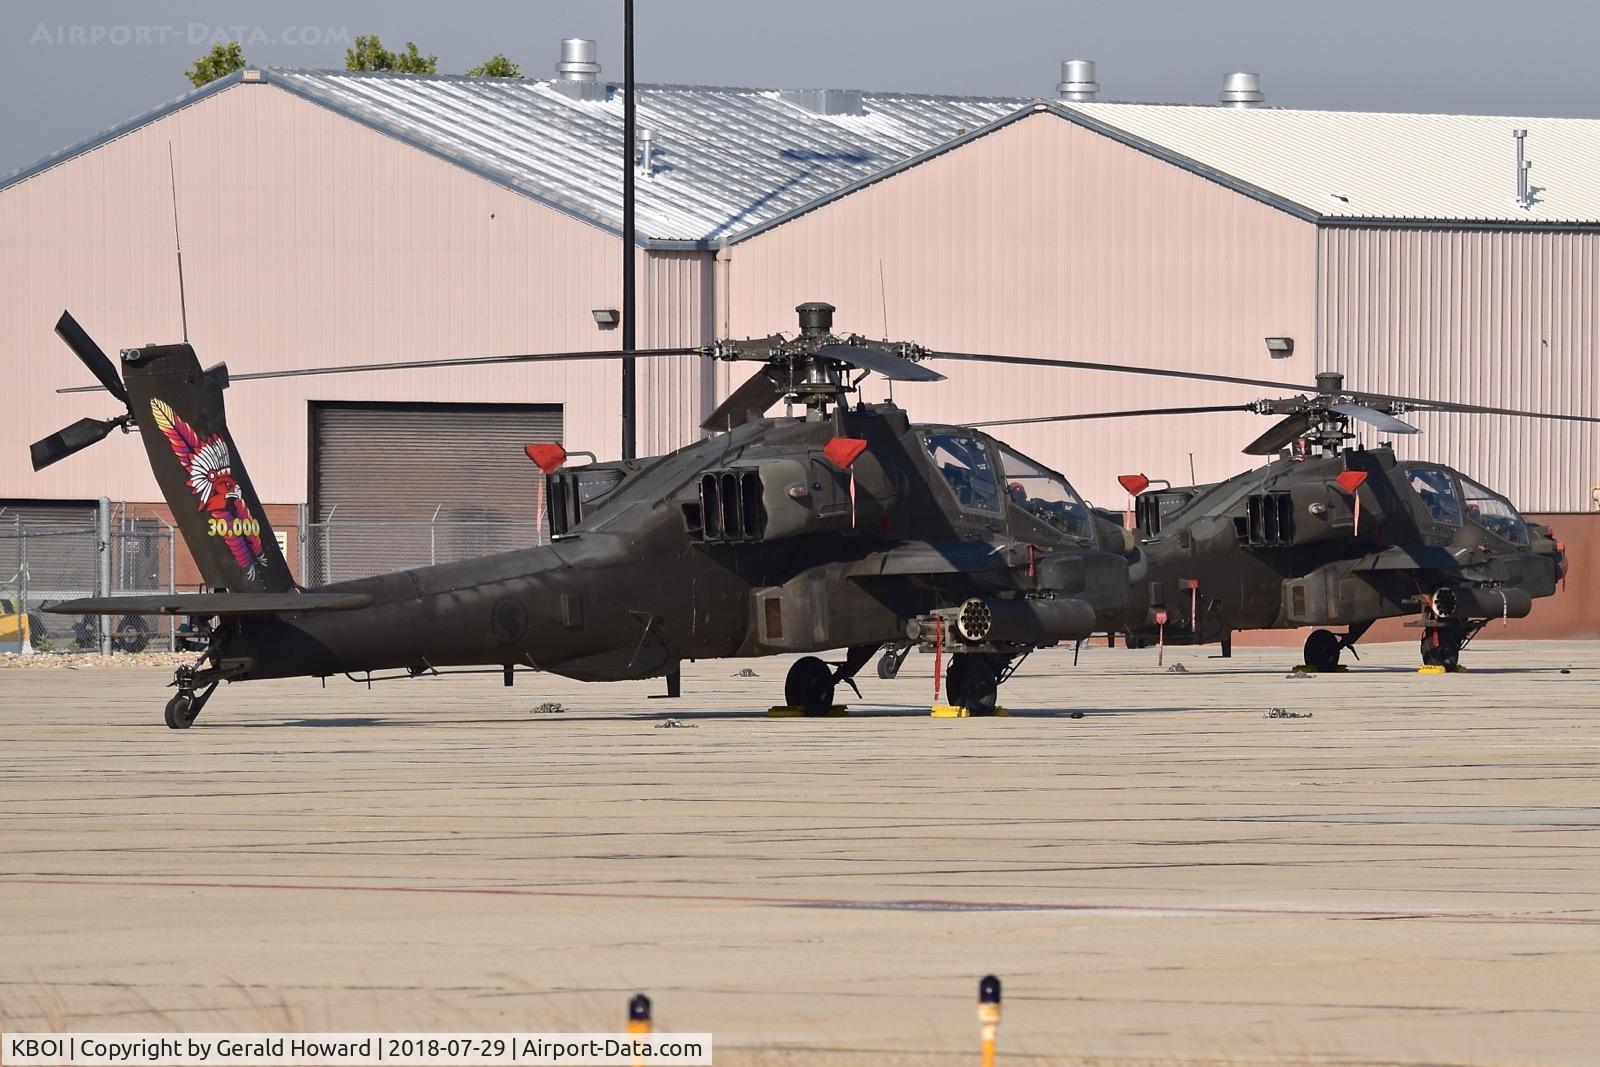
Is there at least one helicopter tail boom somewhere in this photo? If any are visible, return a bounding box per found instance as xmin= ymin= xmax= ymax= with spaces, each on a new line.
xmin=120 ymin=341 xmax=296 ymax=594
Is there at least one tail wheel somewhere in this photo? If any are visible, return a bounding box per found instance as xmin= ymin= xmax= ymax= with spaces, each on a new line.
xmin=784 ymin=655 xmax=836 ymax=715
xmin=164 ymin=693 xmax=197 ymax=729
xmin=947 ymin=654 xmax=1000 ymax=716
xmin=1303 ymin=628 xmax=1341 ymax=672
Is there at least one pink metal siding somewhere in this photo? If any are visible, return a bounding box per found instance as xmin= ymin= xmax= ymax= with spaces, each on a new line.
xmin=637 ymin=250 xmax=716 ymax=457
xmin=726 ymin=111 xmax=1319 ymax=505
xmin=0 ymin=82 xmax=705 ymax=504
xmin=1318 ymin=227 xmax=1600 ymax=512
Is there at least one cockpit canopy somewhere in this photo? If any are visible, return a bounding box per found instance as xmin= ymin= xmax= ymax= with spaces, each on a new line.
xmin=916 ymin=428 xmax=1094 ymax=541
xmin=1403 ymin=464 xmax=1528 ymax=546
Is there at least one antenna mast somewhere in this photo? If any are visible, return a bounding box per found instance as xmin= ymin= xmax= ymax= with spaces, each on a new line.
xmin=167 ymin=142 xmax=189 ymax=343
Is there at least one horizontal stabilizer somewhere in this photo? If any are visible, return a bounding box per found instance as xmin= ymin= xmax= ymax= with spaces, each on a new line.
xmin=47 ymin=591 xmax=374 ymax=617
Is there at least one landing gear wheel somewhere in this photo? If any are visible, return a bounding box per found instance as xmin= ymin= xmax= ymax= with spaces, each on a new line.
xmin=113 ymin=615 xmax=150 ymax=654
xmin=946 ymin=654 xmax=999 ymax=716
xmin=164 ymin=692 xmax=197 ymax=730
xmin=1303 ymin=628 xmax=1341 ymax=673
xmin=876 ymin=646 xmax=908 ymax=680
xmin=785 ymin=655 xmax=836 ymax=715
xmin=1421 ymin=629 xmax=1463 ymax=670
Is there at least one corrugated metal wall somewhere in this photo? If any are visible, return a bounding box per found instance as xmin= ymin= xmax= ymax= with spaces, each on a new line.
xmin=725 ymin=111 xmax=1320 ymax=507
xmin=1318 ymin=227 xmax=1600 ymax=511
xmin=0 ymin=82 xmax=706 ymax=505
xmin=309 ymin=402 xmax=562 ymax=521
xmin=637 ymin=250 xmax=716 ymax=457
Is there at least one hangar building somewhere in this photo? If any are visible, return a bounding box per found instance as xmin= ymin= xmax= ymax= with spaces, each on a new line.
xmin=1 ymin=47 xmax=1594 ymax=625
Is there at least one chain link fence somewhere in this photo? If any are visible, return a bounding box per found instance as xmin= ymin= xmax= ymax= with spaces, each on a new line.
xmin=2 ymin=501 xmax=552 ymax=651
xmin=0 ymin=510 xmax=176 ymax=655
xmin=301 ymin=514 xmax=549 ymax=585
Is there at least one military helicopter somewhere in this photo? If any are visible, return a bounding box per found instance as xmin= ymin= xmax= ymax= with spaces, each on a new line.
xmin=29 ymin=303 xmax=1590 ymax=726
xmin=30 ymin=303 xmax=1135 ymax=726
xmin=970 ymin=373 xmax=1577 ymax=672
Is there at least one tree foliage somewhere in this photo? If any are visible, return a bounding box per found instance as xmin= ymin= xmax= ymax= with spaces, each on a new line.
xmin=344 ymin=35 xmax=437 ymax=74
xmin=466 ymin=54 xmax=522 ymax=78
xmin=186 ymin=42 xmax=246 ymax=88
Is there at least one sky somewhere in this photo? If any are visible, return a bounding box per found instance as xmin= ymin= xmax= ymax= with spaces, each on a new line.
xmin=4 ymin=0 xmax=1600 ymax=178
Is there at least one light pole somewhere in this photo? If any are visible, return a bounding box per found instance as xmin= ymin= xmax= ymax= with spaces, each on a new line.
xmin=620 ymin=0 xmax=637 ymax=459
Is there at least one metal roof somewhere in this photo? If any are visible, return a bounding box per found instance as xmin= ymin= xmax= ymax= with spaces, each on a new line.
xmin=11 ymin=68 xmax=1600 ymax=240
xmin=1055 ymin=101 xmax=1600 ymax=225
xmin=268 ymin=69 xmax=1024 ymax=245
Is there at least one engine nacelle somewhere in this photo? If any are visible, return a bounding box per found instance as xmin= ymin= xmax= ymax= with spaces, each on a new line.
xmin=691 ymin=453 xmax=902 ymax=543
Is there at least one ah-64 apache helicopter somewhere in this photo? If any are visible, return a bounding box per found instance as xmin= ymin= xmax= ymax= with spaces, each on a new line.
xmin=29 ymin=302 xmax=1587 ymax=728
xmin=970 ymin=374 xmax=1578 ymax=674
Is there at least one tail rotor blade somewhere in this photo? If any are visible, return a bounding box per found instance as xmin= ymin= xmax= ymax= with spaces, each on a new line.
xmin=29 ymin=415 xmax=126 ymax=471
xmin=55 ymin=311 xmax=129 ymax=405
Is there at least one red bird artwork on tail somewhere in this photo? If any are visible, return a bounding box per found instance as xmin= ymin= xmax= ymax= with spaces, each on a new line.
xmin=150 ymin=398 xmax=269 ymax=582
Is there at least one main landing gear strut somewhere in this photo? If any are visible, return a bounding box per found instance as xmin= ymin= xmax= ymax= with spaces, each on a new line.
xmin=945 ymin=653 xmax=1007 ymax=716
xmin=1301 ymin=621 xmax=1372 ymax=673
xmin=783 ymin=645 xmax=880 ymax=715
xmin=1420 ymin=621 xmax=1480 ymax=670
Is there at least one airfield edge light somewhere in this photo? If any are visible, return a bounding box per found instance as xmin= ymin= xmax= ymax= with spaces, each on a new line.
xmin=978 ymin=974 xmax=1001 ymax=1067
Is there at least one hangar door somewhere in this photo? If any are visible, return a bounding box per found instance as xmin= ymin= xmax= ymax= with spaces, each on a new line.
xmin=308 ymin=401 xmax=562 ymax=582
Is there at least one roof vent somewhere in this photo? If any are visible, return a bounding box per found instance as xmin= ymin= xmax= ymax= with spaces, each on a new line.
xmin=639 ymin=128 xmax=656 ymax=178
xmin=1514 ymin=129 xmax=1534 ymax=210
xmin=552 ymin=38 xmax=606 ymax=101
xmin=1056 ymin=60 xmax=1099 ymax=101
xmin=1218 ymin=72 xmax=1264 ymax=108
xmin=779 ymin=89 xmax=865 ymax=117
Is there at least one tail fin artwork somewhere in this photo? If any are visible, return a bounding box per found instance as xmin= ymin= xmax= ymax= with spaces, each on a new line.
xmin=30 ymin=313 xmax=292 ymax=592
xmin=121 ymin=342 xmax=294 ymax=593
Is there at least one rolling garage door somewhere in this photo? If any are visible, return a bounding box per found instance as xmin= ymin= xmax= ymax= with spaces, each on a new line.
xmin=308 ymin=402 xmax=562 ymax=582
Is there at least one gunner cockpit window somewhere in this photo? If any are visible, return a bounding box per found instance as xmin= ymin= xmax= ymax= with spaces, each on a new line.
xmin=994 ymin=444 xmax=1094 ymax=541
xmin=1459 ymin=475 xmax=1529 ymax=546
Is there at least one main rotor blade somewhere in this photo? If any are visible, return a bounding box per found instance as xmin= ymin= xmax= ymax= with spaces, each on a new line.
xmin=29 ymin=416 xmax=123 ymax=471
xmin=55 ymin=311 xmax=129 ymax=405
xmin=971 ymin=404 xmax=1253 ymax=429
xmin=818 ymin=344 xmax=945 ymax=382
xmin=1331 ymin=402 xmax=1420 ymax=435
xmin=1242 ymin=414 xmax=1313 ymax=456
xmin=57 ymin=346 xmax=702 ymax=393
xmin=702 ymin=369 xmax=784 ymax=430
xmin=931 ymin=350 xmax=1317 ymax=393
xmin=1370 ymin=394 xmax=1600 ymax=425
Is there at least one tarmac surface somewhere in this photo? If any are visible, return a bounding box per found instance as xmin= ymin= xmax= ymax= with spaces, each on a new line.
xmin=1 ymin=639 xmax=1597 ymax=1066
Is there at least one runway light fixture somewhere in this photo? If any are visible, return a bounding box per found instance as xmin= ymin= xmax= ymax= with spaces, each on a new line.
xmin=593 ymin=308 xmax=620 ymax=328
xmin=978 ymin=975 xmax=1001 ymax=1067
xmin=1265 ymin=336 xmax=1294 ymax=357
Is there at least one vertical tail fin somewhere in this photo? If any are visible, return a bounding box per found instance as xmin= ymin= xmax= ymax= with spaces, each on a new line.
xmin=121 ymin=343 xmax=294 ymax=593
